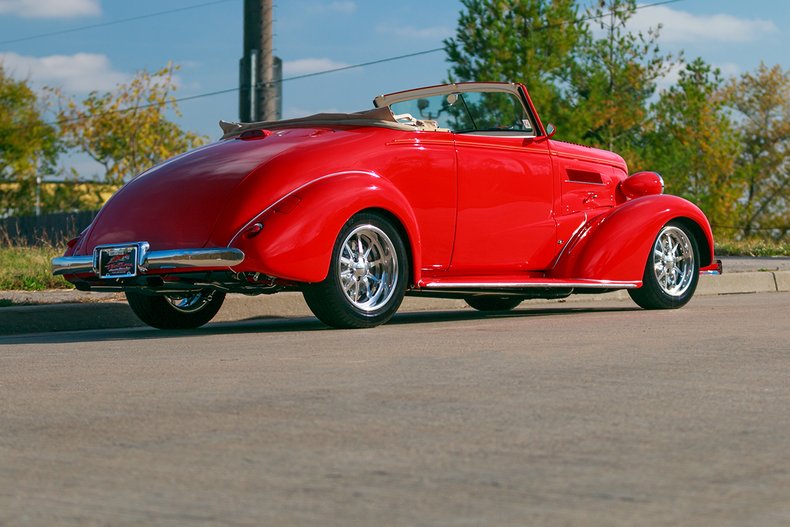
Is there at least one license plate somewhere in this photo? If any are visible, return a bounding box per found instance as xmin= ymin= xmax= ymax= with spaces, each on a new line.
xmin=95 ymin=245 xmax=139 ymax=279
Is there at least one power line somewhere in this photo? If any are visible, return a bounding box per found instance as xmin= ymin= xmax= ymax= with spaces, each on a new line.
xmin=278 ymin=47 xmax=444 ymax=83
xmin=573 ymin=0 xmax=685 ymax=29
xmin=45 ymin=48 xmax=446 ymax=127
xmin=35 ymin=0 xmax=684 ymax=128
xmin=0 ymin=0 xmax=239 ymax=46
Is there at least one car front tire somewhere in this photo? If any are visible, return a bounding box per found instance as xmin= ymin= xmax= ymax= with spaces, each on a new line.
xmin=126 ymin=289 xmax=225 ymax=329
xmin=303 ymin=212 xmax=408 ymax=329
xmin=628 ymin=220 xmax=700 ymax=310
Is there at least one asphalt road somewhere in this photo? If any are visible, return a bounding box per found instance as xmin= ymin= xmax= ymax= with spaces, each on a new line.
xmin=2 ymin=292 xmax=789 ymax=526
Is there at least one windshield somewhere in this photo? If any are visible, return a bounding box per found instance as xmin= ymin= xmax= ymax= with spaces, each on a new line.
xmin=389 ymin=91 xmax=534 ymax=135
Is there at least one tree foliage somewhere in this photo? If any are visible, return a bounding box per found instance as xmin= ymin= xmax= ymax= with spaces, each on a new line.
xmin=53 ymin=64 xmax=207 ymax=186
xmin=444 ymin=0 xmax=585 ymax=126
xmin=0 ymin=64 xmax=61 ymax=216
xmin=444 ymin=0 xmax=788 ymax=240
xmin=564 ymin=0 xmax=676 ymax=164
xmin=646 ymin=59 xmax=742 ymax=229
xmin=723 ymin=63 xmax=789 ymax=239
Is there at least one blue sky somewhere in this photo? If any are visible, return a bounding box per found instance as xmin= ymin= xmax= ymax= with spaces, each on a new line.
xmin=1 ymin=0 xmax=787 ymax=177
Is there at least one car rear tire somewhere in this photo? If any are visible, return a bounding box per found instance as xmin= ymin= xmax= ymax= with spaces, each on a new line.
xmin=303 ymin=212 xmax=408 ymax=329
xmin=465 ymin=295 xmax=524 ymax=312
xmin=126 ymin=289 xmax=225 ymax=329
xmin=628 ymin=220 xmax=700 ymax=310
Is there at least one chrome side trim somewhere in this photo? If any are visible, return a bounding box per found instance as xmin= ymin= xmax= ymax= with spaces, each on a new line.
xmin=52 ymin=247 xmax=245 ymax=276
xmin=549 ymin=212 xmax=589 ymax=271
xmin=421 ymin=280 xmax=639 ymax=290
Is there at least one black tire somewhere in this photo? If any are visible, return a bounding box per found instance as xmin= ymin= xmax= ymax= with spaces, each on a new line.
xmin=465 ymin=295 xmax=524 ymax=312
xmin=628 ymin=220 xmax=700 ymax=310
xmin=303 ymin=212 xmax=408 ymax=329
xmin=125 ymin=289 xmax=226 ymax=329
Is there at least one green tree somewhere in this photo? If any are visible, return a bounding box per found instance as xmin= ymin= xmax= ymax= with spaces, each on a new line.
xmin=444 ymin=0 xmax=586 ymax=127
xmin=53 ymin=63 xmax=207 ymax=185
xmin=0 ymin=65 xmax=61 ymax=217
xmin=724 ymin=63 xmax=789 ymax=240
xmin=646 ymin=59 xmax=742 ymax=229
xmin=564 ymin=0 xmax=676 ymax=167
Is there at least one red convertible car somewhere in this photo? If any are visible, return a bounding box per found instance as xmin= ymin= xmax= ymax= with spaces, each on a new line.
xmin=53 ymin=82 xmax=719 ymax=329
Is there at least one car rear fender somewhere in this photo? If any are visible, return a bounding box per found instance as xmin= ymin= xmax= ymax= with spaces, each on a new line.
xmin=552 ymin=195 xmax=714 ymax=282
xmin=230 ymin=171 xmax=422 ymax=284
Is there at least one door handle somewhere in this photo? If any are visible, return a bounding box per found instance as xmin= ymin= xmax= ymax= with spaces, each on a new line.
xmin=582 ymin=192 xmax=598 ymax=204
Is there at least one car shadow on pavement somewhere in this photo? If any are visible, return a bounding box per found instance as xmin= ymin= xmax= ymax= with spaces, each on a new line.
xmin=1 ymin=305 xmax=640 ymax=345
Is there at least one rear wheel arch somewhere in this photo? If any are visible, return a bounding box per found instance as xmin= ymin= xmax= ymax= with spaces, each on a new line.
xmin=356 ymin=206 xmax=418 ymax=287
xmin=235 ymin=173 xmax=422 ymax=284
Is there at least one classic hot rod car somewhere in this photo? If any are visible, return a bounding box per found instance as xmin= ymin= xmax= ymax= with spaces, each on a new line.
xmin=53 ymin=82 xmax=719 ymax=329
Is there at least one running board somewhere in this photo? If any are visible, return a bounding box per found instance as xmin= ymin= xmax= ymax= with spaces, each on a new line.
xmin=418 ymin=277 xmax=640 ymax=290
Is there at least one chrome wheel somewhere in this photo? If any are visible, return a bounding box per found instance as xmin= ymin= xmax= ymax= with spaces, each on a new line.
xmin=338 ymin=225 xmax=398 ymax=312
xmin=652 ymin=225 xmax=695 ymax=297
xmin=629 ymin=220 xmax=700 ymax=310
xmin=302 ymin=212 xmax=408 ymax=329
xmin=165 ymin=290 xmax=215 ymax=313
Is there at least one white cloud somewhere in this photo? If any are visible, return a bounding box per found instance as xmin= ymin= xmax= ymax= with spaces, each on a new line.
xmin=0 ymin=52 xmax=129 ymax=93
xmin=306 ymin=1 xmax=355 ymax=14
xmin=716 ymin=62 xmax=740 ymax=78
xmin=655 ymin=61 xmax=740 ymax=94
xmin=655 ymin=62 xmax=683 ymax=94
xmin=377 ymin=24 xmax=453 ymax=40
xmin=324 ymin=1 xmax=355 ymax=14
xmin=0 ymin=0 xmax=100 ymax=18
xmin=283 ymin=58 xmax=350 ymax=77
xmin=629 ymin=5 xmax=776 ymax=44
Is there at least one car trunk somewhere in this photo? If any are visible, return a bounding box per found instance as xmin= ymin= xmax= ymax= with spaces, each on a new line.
xmin=77 ymin=139 xmax=285 ymax=253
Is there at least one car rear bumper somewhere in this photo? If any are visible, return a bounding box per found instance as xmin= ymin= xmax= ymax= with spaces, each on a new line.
xmin=52 ymin=246 xmax=245 ymax=276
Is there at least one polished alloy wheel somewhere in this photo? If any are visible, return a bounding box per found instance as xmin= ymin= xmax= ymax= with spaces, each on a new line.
xmin=164 ymin=290 xmax=214 ymax=313
xmin=651 ymin=225 xmax=695 ymax=297
xmin=302 ymin=213 xmax=408 ymax=329
xmin=337 ymin=224 xmax=398 ymax=312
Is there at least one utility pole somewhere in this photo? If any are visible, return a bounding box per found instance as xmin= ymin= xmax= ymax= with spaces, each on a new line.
xmin=239 ymin=0 xmax=281 ymax=122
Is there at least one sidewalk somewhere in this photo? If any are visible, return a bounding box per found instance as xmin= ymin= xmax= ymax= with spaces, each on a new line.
xmin=2 ymin=258 xmax=789 ymax=335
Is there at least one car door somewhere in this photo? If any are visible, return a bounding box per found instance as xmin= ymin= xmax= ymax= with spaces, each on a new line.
xmin=450 ymin=134 xmax=556 ymax=273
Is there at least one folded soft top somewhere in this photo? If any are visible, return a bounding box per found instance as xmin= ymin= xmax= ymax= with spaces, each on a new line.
xmin=219 ymin=106 xmax=430 ymax=139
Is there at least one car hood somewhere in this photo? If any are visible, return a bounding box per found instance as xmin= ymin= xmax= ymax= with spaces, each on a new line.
xmin=549 ymin=140 xmax=628 ymax=172
xmin=74 ymin=126 xmax=386 ymax=255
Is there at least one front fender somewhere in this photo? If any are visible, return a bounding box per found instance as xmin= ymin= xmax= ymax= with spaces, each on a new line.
xmin=552 ymin=195 xmax=714 ymax=282
xmin=230 ymin=171 xmax=422 ymax=283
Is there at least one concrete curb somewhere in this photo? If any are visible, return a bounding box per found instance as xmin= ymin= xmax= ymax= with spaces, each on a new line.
xmin=1 ymin=271 xmax=788 ymax=336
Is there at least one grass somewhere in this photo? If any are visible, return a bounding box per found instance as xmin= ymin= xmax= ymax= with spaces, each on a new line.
xmin=0 ymin=244 xmax=74 ymax=291
xmin=715 ymin=238 xmax=790 ymax=257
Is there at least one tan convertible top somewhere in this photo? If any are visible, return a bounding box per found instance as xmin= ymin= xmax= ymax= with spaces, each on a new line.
xmin=219 ymin=106 xmax=435 ymax=139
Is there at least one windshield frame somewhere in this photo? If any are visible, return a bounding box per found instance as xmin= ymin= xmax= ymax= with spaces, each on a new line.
xmin=373 ymin=82 xmax=546 ymax=137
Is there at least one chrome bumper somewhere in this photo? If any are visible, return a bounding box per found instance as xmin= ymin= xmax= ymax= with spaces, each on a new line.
xmin=52 ymin=245 xmax=245 ymax=276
